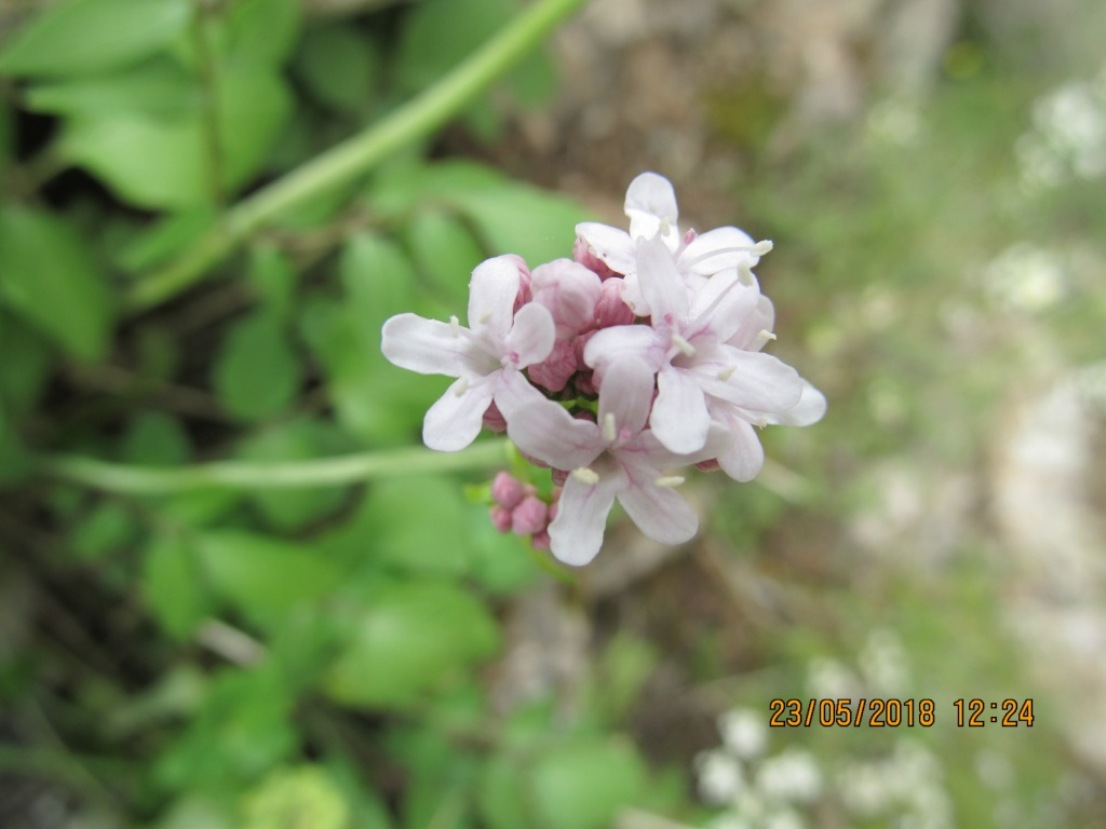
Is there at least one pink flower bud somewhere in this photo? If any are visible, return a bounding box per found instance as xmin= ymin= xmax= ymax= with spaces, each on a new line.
xmin=593 ymin=278 xmax=635 ymax=328
xmin=490 ymin=505 xmax=513 ymax=533
xmin=511 ymin=495 xmax=549 ymax=535
xmin=491 ymin=471 xmax=525 ymax=508
xmin=551 ymin=469 xmax=568 ymax=487
xmin=530 ymin=530 xmax=551 ymax=550
xmin=530 ymin=259 xmax=602 ymax=335
xmin=527 ymin=338 xmax=578 ymax=393
xmin=483 ymin=401 xmax=507 ymax=432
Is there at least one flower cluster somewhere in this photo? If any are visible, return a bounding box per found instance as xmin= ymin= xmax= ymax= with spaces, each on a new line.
xmin=381 ymin=173 xmax=824 ymax=566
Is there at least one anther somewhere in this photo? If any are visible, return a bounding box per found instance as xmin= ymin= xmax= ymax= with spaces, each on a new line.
xmin=671 ymin=333 xmax=696 ymax=357
xmin=751 ymin=240 xmax=774 ymax=256
xmin=654 ymin=475 xmax=685 ymax=488
xmin=450 ymin=315 xmax=460 ymax=335
xmin=453 ymin=377 xmax=469 ymax=397
xmin=571 ymin=467 xmax=600 ymax=485
xmin=602 ymin=413 xmax=617 ymax=443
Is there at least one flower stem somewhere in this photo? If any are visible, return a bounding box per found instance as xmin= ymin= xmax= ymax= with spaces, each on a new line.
xmin=43 ymin=440 xmax=510 ymax=494
xmin=128 ymin=0 xmax=589 ymax=311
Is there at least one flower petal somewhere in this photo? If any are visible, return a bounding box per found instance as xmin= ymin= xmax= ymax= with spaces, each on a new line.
xmin=575 ymin=222 xmax=635 ymax=274
xmin=696 ymin=348 xmax=802 ymax=412
xmin=548 ymin=470 xmax=624 ymax=566
xmin=636 ymin=235 xmax=688 ymax=320
xmin=687 ymin=268 xmax=760 ymax=343
xmin=506 ymin=397 xmax=602 ymax=471
xmin=625 ymin=172 xmax=680 ymax=247
xmin=504 ymin=302 xmax=555 ymax=368
xmin=617 ymin=467 xmax=698 ymax=545
xmin=681 ymin=226 xmax=759 ymax=275
xmin=713 ymin=414 xmax=765 ymax=481
xmin=468 ymin=256 xmax=521 ymax=340
xmin=597 ymin=356 xmax=656 ymax=437
xmin=423 ymin=376 xmax=495 ymax=451
xmin=651 ymin=367 xmax=711 ymax=453
xmin=764 ymin=379 xmax=827 ymax=426
xmin=583 ymin=324 xmax=664 ymax=372
xmin=381 ymin=313 xmax=472 ymax=377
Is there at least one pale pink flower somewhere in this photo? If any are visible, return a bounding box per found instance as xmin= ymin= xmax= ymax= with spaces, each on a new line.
xmin=507 ymin=357 xmax=729 ymax=566
xmin=381 ymin=256 xmax=555 ymax=451
xmin=575 ymin=172 xmax=772 ymax=315
xmin=585 ymin=236 xmax=805 ymax=457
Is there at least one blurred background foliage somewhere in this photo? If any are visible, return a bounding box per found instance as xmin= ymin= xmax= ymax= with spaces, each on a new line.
xmin=2 ymin=0 xmax=1106 ymax=828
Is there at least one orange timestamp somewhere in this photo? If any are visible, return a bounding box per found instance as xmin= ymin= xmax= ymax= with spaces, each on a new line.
xmin=769 ymin=698 xmax=936 ymax=728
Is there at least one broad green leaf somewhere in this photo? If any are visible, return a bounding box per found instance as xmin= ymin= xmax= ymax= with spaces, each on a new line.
xmin=404 ymin=210 xmax=485 ymax=305
xmin=478 ymin=757 xmax=529 ymax=829
xmin=339 ymin=234 xmax=417 ymax=336
xmin=448 ymin=184 xmax=583 ymax=266
xmin=143 ymin=535 xmax=213 ymax=639
xmin=395 ymin=0 xmax=512 ymax=94
xmin=71 ymin=501 xmax=137 ymax=561
xmin=324 ymin=580 xmax=499 ymax=709
xmin=241 ymin=766 xmax=349 ymax=829
xmin=212 ymin=311 xmax=300 ymax=421
xmin=24 ymin=59 xmax=198 ymax=120
xmin=122 ymin=411 xmax=192 ymax=466
xmin=295 ymin=22 xmax=378 ymax=115
xmin=246 ymin=244 xmax=298 ymax=321
xmin=217 ymin=66 xmax=292 ymax=187
xmin=115 ymin=208 xmax=218 ymax=274
xmin=531 ymin=739 xmax=648 ymax=829
xmin=237 ymin=419 xmax=349 ymax=532
xmin=0 ymin=0 xmax=190 ymax=78
xmin=197 ymin=531 xmax=343 ymax=621
xmin=220 ymin=0 xmax=301 ymax=68
xmin=0 ymin=205 xmax=114 ymax=361
xmin=0 ymin=314 xmax=52 ymax=418
xmin=156 ymin=796 xmax=235 ymax=829
xmin=60 ymin=115 xmax=208 ymax=209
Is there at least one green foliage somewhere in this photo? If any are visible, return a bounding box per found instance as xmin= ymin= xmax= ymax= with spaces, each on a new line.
xmin=212 ymin=310 xmax=301 ymax=421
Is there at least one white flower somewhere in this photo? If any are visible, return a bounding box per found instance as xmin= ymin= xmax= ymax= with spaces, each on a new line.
xmin=696 ymin=750 xmax=746 ymax=804
xmin=575 ymin=172 xmax=771 ymax=315
xmin=755 ymin=750 xmax=822 ymax=804
xmin=381 ymin=256 xmax=554 ymax=451
xmin=719 ymin=708 xmax=768 ymax=760
xmin=506 ymin=357 xmax=729 ymax=565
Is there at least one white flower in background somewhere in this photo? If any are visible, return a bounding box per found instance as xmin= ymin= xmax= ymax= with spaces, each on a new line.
xmin=980 ymin=242 xmax=1069 ymax=313
xmin=697 ymin=750 xmax=747 ymax=804
xmin=804 ymin=657 xmax=862 ymax=699
xmin=756 ymin=750 xmax=822 ymax=804
xmin=719 ymin=708 xmax=768 ymax=760
xmin=1017 ymin=69 xmax=1106 ymax=190
xmin=857 ymin=628 xmax=911 ymax=695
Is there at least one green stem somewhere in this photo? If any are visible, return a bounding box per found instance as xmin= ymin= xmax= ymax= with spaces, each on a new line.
xmin=128 ymin=0 xmax=589 ymax=311
xmin=43 ymin=440 xmax=511 ymax=494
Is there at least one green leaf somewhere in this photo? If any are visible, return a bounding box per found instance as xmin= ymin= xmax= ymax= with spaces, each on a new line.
xmin=143 ymin=535 xmax=213 ymax=639
xmin=71 ymin=501 xmax=137 ymax=561
xmin=220 ymin=0 xmax=302 ymax=69
xmin=241 ymin=766 xmax=350 ymax=829
xmin=24 ymin=59 xmax=199 ymax=120
xmin=217 ymin=65 xmax=292 ymax=188
xmin=324 ymin=580 xmax=499 ymax=709
xmin=212 ymin=311 xmax=300 ymax=421
xmin=404 ymin=209 xmax=485 ymax=305
xmin=478 ymin=756 xmax=530 ymax=829
xmin=0 ymin=0 xmax=191 ymax=78
xmin=294 ymin=22 xmax=378 ymax=115
xmin=115 ymin=207 xmax=218 ymax=274
xmin=197 ymin=531 xmax=343 ymax=622
xmin=122 ymin=411 xmax=192 ymax=466
xmin=0 ymin=205 xmax=114 ymax=361
xmin=246 ymin=243 xmax=298 ymax=321
xmin=339 ymin=234 xmax=417 ymax=336
xmin=531 ymin=739 xmax=648 ymax=829
xmin=0 ymin=314 xmax=52 ymax=418
xmin=237 ymin=419 xmax=350 ymax=532
xmin=449 ymin=184 xmax=583 ymax=266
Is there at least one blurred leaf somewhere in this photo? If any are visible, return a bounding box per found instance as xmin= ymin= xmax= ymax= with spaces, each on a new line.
xmin=237 ymin=419 xmax=350 ymax=532
xmin=60 ymin=115 xmax=208 ymax=208
xmin=324 ymin=580 xmax=499 ymax=709
xmin=156 ymin=665 xmax=297 ymax=790
xmin=295 ymin=22 xmax=378 ymax=115
xmin=531 ymin=739 xmax=648 ymax=829
xmin=0 ymin=205 xmax=114 ymax=362
xmin=241 ymin=765 xmax=349 ymax=829
xmin=24 ymin=59 xmax=198 ymax=120
xmin=197 ymin=531 xmax=343 ymax=622
xmin=593 ymin=635 xmax=659 ymax=724
xmin=156 ymin=796 xmax=236 ymax=829
xmin=71 ymin=501 xmax=137 ymax=560
xmin=217 ymin=65 xmax=292 ymax=188
xmin=143 ymin=535 xmax=213 ymax=640
xmin=339 ymin=234 xmax=417 ymax=336
xmin=116 ymin=207 xmax=218 ymax=273
xmin=220 ymin=0 xmax=301 ymax=68
xmin=395 ymin=0 xmax=512 ymax=95
xmin=246 ymin=243 xmax=298 ymax=321
xmin=478 ymin=756 xmax=529 ymax=829
xmin=0 ymin=314 xmax=52 ymax=418
xmin=449 ymin=184 xmax=582 ymax=266
xmin=212 ymin=310 xmax=300 ymax=421
xmin=121 ymin=411 xmax=192 ymax=466
xmin=0 ymin=0 xmax=190 ymax=78
xmin=404 ymin=209 xmax=485 ymax=305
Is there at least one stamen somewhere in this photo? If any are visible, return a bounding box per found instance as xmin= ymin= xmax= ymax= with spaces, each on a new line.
xmin=754 ymin=416 xmax=768 ymax=428
xmin=717 ymin=365 xmax=736 ymax=382
xmin=654 ymin=475 xmax=685 ymax=488
xmin=571 ymin=467 xmax=600 ymax=485
xmin=449 ymin=315 xmax=461 ymax=335
xmin=671 ymin=333 xmax=696 ymax=357
xmin=758 ymin=329 xmax=778 ymax=342
xmin=602 ymin=413 xmax=617 ymax=443
xmin=453 ymin=377 xmax=469 ymax=397
xmin=751 ymin=239 xmax=774 ymax=256
xmin=737 ymin=262 xmax=757 ymax=287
